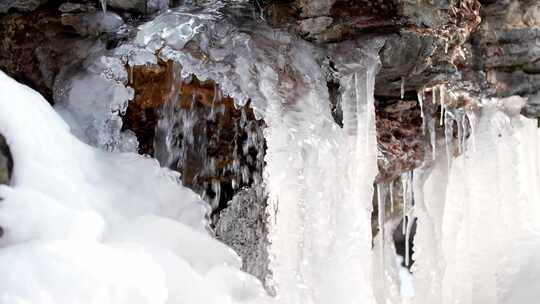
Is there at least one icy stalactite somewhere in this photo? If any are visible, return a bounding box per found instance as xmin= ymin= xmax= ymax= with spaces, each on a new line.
xmin=100 ymin=0 xmax=107 ymax=13
xmin=417 ymin=90 xmax=425 ymax=136
xmin=426 ymin=111 xmax=437 ymax=161
xmin=401 ymin=77 xmax=405 ymax=100
xmin=263 ymin=41 xmax=382 ymax=303
xmin=373 ymin=183 xmax=402 ymax=304
xmin=390 ymin=180 xmax=395 ymax=213
xmin=413 ymin=96 xmax=540 ymax=304
xmin=466 ymin=108 xmax=477 ymax=152
xmin=443 ymin=110 xmax=454 ymax=171
xmin=439 ymin=86 xmax=445 ymax=127
xmin=400 ymin=171 xmax=415 ymax=268
xmin=377 ymin=184 xmax=386 ymax=276
xmin=401 ymin=171 xmax=413 ymax=236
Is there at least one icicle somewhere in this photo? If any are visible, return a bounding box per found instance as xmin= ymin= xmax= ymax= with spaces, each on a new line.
xmin=432 ymin=86 xmax=438 ymax=105
xmin=455 ymin=110 xmax=464 ymax=154
xmin=417 ymin=90 xmax=424 ymax=119
xmin=428 ymin=114 xmax=436 ymax=161
xmin=401 ymin=173 xmax=409 ymax=235
xmin=377 ymin=184 xmax=385 ymax=278
xmin=461 ymin=111 xmax=468 ymax=155
xmin=364 ymin=70 xmax=372 ymax=153
xmin=466 ymin=109 xmax=477 ymax=152
xmin=439 ymin=86 xmax=445 ymax=127
xmin=100 ymin=0 xmax=107 ymax=13
xmin=389 ymin=181 xmax=394 ymax=213
xmin=440 ymin=85 xmax=446 ymax=108
xmin=418 ymin=90 xmax=425 ymax=136
xmin=404 ymin=171 xmax=415 ymax=267
xmin=444 ymin=110 xmax=454 ymax=170
xmin=400 ymin=77 xmax=405 ymax=99
xmin=405 ymin=213 xmax=414 ymax=267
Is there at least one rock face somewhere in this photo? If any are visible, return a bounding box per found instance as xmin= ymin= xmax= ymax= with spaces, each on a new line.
xmin=469 ymin=0 xmax=540 ymax=116
xmin=0 ymin=5 xmax=106 ymax=103
xmin=0 ymin=134 xmax=13 ymax=185
xmin=124 ymin=60 xmax=266 ymax=216
xmin=215 ymin=185 xmax=272 ymax=294
xmin=107 ymin=0 xmax=168 ymax=14
xmin=0 ymin=0 xmax=48 ymax=13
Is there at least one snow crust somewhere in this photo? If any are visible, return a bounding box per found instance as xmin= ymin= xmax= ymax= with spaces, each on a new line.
xmin=0 ymin=70 xmax=273 ymax=304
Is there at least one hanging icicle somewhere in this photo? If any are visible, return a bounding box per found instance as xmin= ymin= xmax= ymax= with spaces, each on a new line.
xmin=418 ymin=89 xmax=425 ymax=137
xmin=455 ymin=109 xmax=464 ymax=154
xmin=401 ymin=172 xmax=412 ymax=235
xmin=418 ymin=90 xmax=425 ymax=119
xmin=401 ymin=77 xmax=405 ymax=100
xmin=390 ymin=180 xmax=395 ymax=213
xmin=428 ymin=114 xmax=436 ymax=161
xmin=439 ymin=86 xmax=445 ymax=127
xmin=466 ymin=108 xmax=477 ymax=152
xmin=377 ymin=184 xmax=386 ymax=276
xmin=444 ymin=110 xmax=455 ymax=171
xmin=404 ymin=212 xmax=416 ymax=267
xmin=100 ymin=0 xmax=107 ymax=13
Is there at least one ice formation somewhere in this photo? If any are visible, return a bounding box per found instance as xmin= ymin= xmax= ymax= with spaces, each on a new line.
xmin=0 ymin=70 xmax=273 ymax=304
xmin=413 ymin=96 xmax=540 ymax=304
xmin=53 ymin=50 xmax=139 ymax=153
xmin=126 ymin=6 xmax=386 ymax=302
xmin=263 ymin=42 xmax=382 ymax=303
xmin=3 ymin=3 xmax=540 ymax=304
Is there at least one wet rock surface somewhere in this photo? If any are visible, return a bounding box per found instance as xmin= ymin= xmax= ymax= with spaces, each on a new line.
xmin=469 ymin=0 xmax=540 ymax=117
xmin=0 ymin=5 xmax=108 ymax=103
xmin=0 ymin=0 xmax=48 ymax=13
xmin=124 ymin=60 xmax=266 ymax=216
xmin=376 ymin=99 xmax=425 ymax=182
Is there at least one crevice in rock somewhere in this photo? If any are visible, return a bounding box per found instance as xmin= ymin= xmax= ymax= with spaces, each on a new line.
xmin=0 ymin=134 xmax=13 ymax=185
xmin=122 ymin=60 xmax=267 ymax=226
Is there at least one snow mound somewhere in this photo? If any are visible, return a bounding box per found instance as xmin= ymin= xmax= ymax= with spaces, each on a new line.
xmin=0 ymin=70 xmax=273 ymax=304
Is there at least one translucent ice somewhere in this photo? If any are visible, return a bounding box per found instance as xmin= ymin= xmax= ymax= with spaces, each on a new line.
xmin=413 ymin=97 xmax=540 ymax=304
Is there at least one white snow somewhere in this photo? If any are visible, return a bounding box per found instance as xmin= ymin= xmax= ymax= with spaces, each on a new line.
xmin=0 ymin=70 xmax=273 ymax=304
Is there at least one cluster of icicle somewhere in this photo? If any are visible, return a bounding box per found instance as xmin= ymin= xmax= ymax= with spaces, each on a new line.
xmin=4 ymin=2 xmax=540 ymax=304
xmin=414 ymin=94 xmax=540 ymax=304
xmin=377 ymin=86 xmax=540 ymax=303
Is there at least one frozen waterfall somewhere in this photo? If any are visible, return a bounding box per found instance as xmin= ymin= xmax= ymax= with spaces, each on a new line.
xmin=413 ymin=97 xmax=540 ymax=304
xmin=1 ymin=3 xmax=540 ymax=304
